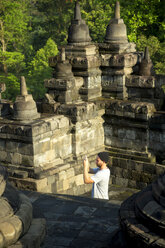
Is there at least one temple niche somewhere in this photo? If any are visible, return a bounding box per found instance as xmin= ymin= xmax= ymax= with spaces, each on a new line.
xmin=0 ymin=1 xmax=164 ymax=197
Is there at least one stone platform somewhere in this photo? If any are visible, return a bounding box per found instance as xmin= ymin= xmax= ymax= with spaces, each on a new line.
xmin=22 ymin=185 xmax=138 ymax=248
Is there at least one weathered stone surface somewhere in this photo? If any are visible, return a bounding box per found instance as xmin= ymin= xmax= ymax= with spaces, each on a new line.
xmin=67 ymin=1 xmax=91 ymax=46
xmin=13 ymin=77 xmax=40 ymax=121
xmin=0 ymin=169 xmax=46 ymax=248
xmin=104 ymin=1 xmax=128 ymax=44
xmin=120 ymin=173 xmax=165 ymax=248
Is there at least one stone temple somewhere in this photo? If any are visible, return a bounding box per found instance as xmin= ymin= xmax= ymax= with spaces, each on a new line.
xmin=0 ymin=1 xmax=165 ymax=247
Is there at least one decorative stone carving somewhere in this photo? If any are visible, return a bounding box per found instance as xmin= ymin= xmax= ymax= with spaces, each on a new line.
xmin=67 ymin=1 xmax=92 ymax=46
xmin=13 ymin=76 xmax=40 ymax=120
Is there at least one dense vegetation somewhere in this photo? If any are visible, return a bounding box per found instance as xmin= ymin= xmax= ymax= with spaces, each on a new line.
xmin=0 ymin=0 xmax=164 ymax=101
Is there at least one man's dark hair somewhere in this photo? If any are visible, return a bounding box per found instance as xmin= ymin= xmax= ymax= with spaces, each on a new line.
xmin=98 ymin=152 xmax=109 ymax=163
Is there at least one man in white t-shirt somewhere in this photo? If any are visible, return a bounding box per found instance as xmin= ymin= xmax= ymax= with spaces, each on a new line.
xmin=83 ymin=152 xmax=110 ymax=200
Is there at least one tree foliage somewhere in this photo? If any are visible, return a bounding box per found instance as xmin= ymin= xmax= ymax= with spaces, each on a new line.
xmin=27 ymin=38 xmax=58 ymax=100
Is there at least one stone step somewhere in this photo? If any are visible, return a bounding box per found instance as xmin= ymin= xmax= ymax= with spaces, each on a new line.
xmin=106 ymin=146 xmax=155 ymax=163
xmin=8 ymin=169 xmax=29 ymax=179
xmin=34 ymin=163 xmax=70 ymax=179
xmin=106 ymin=146 xmax=150 ymax=158
xmin=4 ymin=158 xmax=65 ymax=180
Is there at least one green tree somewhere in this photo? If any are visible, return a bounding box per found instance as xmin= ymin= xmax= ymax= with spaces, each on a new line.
xmin=120 ymin=0 xmax=164 ymax=43
xmin=80 ymin=0 xmax=113 ymax=42
xmin=27 ymin=38 xmax=58 ymax=100
xmin=34 ymin=0 xmax=74 ymax=47
xmin=0 ymin=0 xmax=31 ymax=100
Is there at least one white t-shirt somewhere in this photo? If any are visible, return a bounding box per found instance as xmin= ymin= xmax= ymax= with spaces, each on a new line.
xmin=91 ymin=168 xmax=110 ymax=200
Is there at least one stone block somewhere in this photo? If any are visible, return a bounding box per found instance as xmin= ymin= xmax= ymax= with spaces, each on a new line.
xmin=0 ymin=222 xmax=16 ymax=246
xmin=22 ymin=155 xmax=34 ymax=167
xmin=114 ymin=177 xmax=128 ymax=187
xmin=125 ymin=129 xmax=136 ymax=140
xmin=6 ymin=141 xmax=18 ymax=153
xmin=0 ymin=140 xmax=5 ymax=151
xmin=0 ymin=151 xmax=7 ymax=161
xmin=59 ymin=170 xmax=67 ymax=181
xmin=74 ymin=174 xmax=84 ymax=186
xmin=47 ymin=174 xmax=58 ymax=185
xmin=58 ymin=116 xmax=69 ymax=129
xmin=74 ymin=165 xmax=82 ymax=176
xmin=39 ymin=138 xmax=51 ymax=153
xmin=62 ymin=179 xmax=70 ymax=191
xmin=17 ymin=143 xmax=34 ymax=156
xmin=66 ymin=168 xmax=75 ymax=179
xmin=131 ymin=170 xmax=141 ymax=181
xmin=112 ymin=167 xmax=123 ymax=177
xmin=35 ymin=178 xmax=48 ymax=191
xmin=11 ymin=153 xmax=22 ymax=165
xmin=143 ymin=163 xmax=156 ymax=174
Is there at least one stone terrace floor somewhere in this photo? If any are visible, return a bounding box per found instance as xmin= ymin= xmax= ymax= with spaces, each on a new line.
xmin=23 ymin=185 xmax=139 ymax=248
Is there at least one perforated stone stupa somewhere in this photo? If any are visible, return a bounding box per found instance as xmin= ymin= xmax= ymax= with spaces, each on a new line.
xmin=120 ymin=172 xmax=165 ymax=247
xmin=0 ymin=166 xmax=46 ymax=248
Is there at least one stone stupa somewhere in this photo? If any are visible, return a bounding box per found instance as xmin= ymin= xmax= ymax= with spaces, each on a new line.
xmin=67 ymin=1 xmax=92 ymax=46
xmin=104 ymin=1 xmax=128 ymax=44
xmin=139 ymin=47 xmax=155 ymax=76
xmin=100 ymin=1 xmax=136 ymax=54
xmin=0 ymin=165 xmax=46 ymax=247
xmin=119 ymin=172 xmax=165 ymax=247
xmin=45 ymin=47 xmax=79 ymax=104
xmin=13 ymin=76 xmax=40 ymax=121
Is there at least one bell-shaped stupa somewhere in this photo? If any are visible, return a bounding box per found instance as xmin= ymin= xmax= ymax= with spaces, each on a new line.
xmin=13 ymin=76 xmax=40 ymax=120
xmin=104 ymin=1 xmax=128 ymax=44
xmin=67 ymin=1 xmax=92 ymax=46
xmin=139 ymin=47 xmax=155 ymax=76
xmin=54 ymin=48 xmax=74 ymax=79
